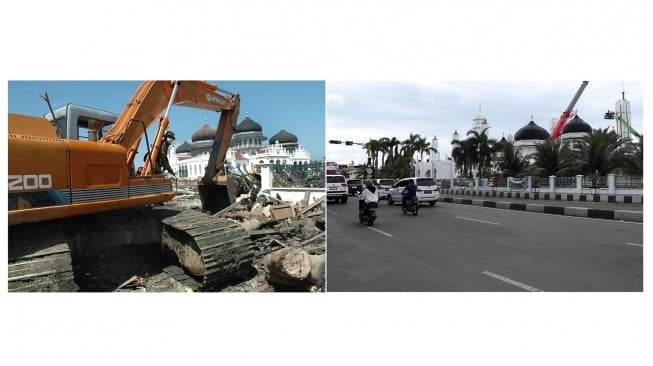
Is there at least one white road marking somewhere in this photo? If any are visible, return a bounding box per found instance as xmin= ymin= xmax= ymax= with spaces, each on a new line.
xmin=624 ymin=242 xmax=643 ymax=247
xmin=482 ymin=271 xmax=543 ymax=292
xmin=455 ymin=216 xmax=501 ymax=225
xmin=368 ymin=227 xmax=393 ymax=237
xmin=327 ymin=209 xmax=338 ymax=215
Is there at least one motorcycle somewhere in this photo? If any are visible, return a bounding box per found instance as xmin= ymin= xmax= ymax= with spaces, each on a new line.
xmin=357 ymin=188 xmax=378 ymax=226
xmin=402 ymin=194 xmax=419 ymax=216
xmin=359 ymin=201 xmax=378 ymax=226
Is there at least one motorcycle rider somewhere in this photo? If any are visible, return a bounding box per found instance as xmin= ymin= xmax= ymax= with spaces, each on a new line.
xmin=358 ymin=178 xmax=379 ymax=215
xmin=402 ymin=179 xmax=417 ymax=208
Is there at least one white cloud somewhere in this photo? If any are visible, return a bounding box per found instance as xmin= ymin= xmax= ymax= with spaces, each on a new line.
xmin=326 ymin=81 xmax=643 ymax=165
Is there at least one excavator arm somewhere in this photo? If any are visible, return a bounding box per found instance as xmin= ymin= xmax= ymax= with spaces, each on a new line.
xmin=100 ymin=80 xmax=240 ymax=178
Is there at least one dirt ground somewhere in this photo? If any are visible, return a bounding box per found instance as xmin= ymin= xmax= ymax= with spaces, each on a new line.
xmin=73 ymin=243 xmax=277 ymax=292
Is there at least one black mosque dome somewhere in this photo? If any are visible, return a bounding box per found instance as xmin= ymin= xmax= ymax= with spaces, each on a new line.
xmin=561 ymin=115 xmax=592 ymax=134
xmin=514 ymin=120 xmax=550 ymax=141
xmin=191 ymin=123 xmax=216 ymax=142
xmin=269 ymin=128 xmax=298 ymax=144
xmin=494 ymin=136 xmax=509 ymax=150
xmin=175 ymin=140 xmax=192 ymax=154
xmin=235 ymin=116 xmax=263 ymax=133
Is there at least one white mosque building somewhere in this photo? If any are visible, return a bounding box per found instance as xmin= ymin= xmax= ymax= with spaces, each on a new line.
xmin=415 ymin=108 xmax=491 ymax=180
xmin=414 ymin=135 xmax=454 ymax=181
xmin=168 ymin=114 xmax=311 ymax=179
xmin=413 ymin=107 xmax=596 ymax=181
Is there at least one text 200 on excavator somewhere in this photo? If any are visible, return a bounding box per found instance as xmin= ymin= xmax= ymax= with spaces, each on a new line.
xmin=8 ymin=81 xmax=258 ymax=292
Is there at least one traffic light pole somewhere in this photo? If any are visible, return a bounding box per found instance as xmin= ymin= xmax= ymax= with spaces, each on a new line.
xmin=329 ymin=139 xmax=375 ymax=178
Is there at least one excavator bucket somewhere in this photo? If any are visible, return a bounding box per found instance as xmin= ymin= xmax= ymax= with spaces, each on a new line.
xmin=198 ymin=178 xmax=238 ymax=214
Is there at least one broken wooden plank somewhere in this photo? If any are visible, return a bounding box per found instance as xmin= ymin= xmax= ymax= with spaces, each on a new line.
xmin=301 ymin=195 xmax=325 ymax=215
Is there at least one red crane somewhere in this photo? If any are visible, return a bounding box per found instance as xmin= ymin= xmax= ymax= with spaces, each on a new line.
xmin=549 ymin=81 xmax=589 ymax=140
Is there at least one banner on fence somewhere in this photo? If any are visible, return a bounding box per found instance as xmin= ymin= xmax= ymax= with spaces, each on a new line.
xmin=508 ymin=177 xmax=529 ymax=190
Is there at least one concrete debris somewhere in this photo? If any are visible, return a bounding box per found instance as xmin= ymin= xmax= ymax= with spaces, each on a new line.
xmin=170 ymin=179 xmax=325 ymax=292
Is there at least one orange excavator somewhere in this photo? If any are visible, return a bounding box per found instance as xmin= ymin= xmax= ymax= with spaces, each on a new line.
xmin=8 ymin=81 xmax=257 ymax=291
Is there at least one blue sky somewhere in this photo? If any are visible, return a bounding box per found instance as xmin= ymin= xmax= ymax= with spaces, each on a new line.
xmin=8 ymin=80 xmax=326 ymax=165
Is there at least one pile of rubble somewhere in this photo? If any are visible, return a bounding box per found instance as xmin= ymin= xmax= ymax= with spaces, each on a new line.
xmin=170 ymin=180 xmax=325 ymax=292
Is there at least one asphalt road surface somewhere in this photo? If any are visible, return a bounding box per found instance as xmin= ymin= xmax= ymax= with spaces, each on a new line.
xmin=326 ymin=197 xmax=643 ymax=292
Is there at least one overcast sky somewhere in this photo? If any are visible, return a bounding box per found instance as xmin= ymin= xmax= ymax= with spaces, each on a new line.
xmin=327 ymin=81 xmax=643 ymax=165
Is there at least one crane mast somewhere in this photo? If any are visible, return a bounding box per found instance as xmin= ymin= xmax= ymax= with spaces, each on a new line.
xmin=549 ymin=81 xmax=589 ymax=140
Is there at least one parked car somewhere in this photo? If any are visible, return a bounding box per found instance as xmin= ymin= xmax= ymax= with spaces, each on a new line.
xmin=387 ymin=177 xmax=440 ymax=206
xmin=347 ymin=179 xmax=364 ymax=196
xmin=375 ymin=178 xmax=396 ymax=199
xmin=327 ymin=175 xmax=348 ymax=203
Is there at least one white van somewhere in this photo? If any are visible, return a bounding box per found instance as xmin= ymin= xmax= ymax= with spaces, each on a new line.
xmin=387 ymin=177 xmax=439 ymax=206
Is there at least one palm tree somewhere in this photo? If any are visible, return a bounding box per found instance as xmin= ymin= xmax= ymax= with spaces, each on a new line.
xmin=529 ymin=139 xmax=577 ymax=177
xmin=451 ymin=136 xmax=474 ymax=178
xmin=377 ymin=137 xmax=390 ymax=167
xmin=379 ymin=153 xmax=413 ymax=178
xmin=497 ymin=141 xmax=529 ymax=177
xmin=400 ymin=133 xmax=422 ymax=159
xmin=466 ymin=127 xmax=496 ymax=178
xmin=412 ymin=135 xmax=438 ymax=162
xmin=386 ymin=137 xmax=401 ymax=162
xmin=574 ymin=128 xmax=628 ymax=175
xmin=620 ymin=135 xmax=643 ymax=175
xmin=363 ymin=139 xmax=381 ymax=170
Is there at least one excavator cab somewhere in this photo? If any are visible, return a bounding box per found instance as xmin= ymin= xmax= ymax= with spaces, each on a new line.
xmin=45 ymin=104 xmax=119 ymax=141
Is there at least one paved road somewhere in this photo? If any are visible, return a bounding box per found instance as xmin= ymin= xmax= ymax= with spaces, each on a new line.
xmin=326 ymin=197 xmax=643 ymax=292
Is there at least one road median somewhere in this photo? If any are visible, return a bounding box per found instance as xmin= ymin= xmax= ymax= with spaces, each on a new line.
xmin=442 ymin=196 xmax=642 ymax=222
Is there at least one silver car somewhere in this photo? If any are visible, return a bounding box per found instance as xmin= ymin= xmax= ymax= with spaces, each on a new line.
xmin=387 ymin=177 xmax=440 ymax=206
xmin=375 ymin=178 xmax=396 ymax=199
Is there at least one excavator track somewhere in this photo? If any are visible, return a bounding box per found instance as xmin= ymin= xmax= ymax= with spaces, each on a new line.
xmin=153 ymin=206 xmax=257 ymax=291
xmin=8 ymin=223 xmax=79 ymax=292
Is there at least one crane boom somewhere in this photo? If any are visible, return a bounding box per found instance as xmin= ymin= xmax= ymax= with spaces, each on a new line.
xmin=550 ymin=81 xmax=589 ymax=140
xmin=618 ymin=115 xmax=641 ymax=138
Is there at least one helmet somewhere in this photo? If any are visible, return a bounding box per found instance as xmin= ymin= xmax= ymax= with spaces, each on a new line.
xmin=164 ymin=130 xmax=175 ymax=139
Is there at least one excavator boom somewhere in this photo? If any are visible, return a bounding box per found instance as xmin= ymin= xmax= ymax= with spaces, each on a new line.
xmin=100 ymin=81 xmax=239 ymax=178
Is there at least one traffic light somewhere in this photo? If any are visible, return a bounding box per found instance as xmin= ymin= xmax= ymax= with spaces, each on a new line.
xmin=365 ymin=157 xmax=374 ymax=178
xmin=329 ymin=140 xmax=342 ymax=144
xmin=345 ymin=141 xmax=353 ymax=145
